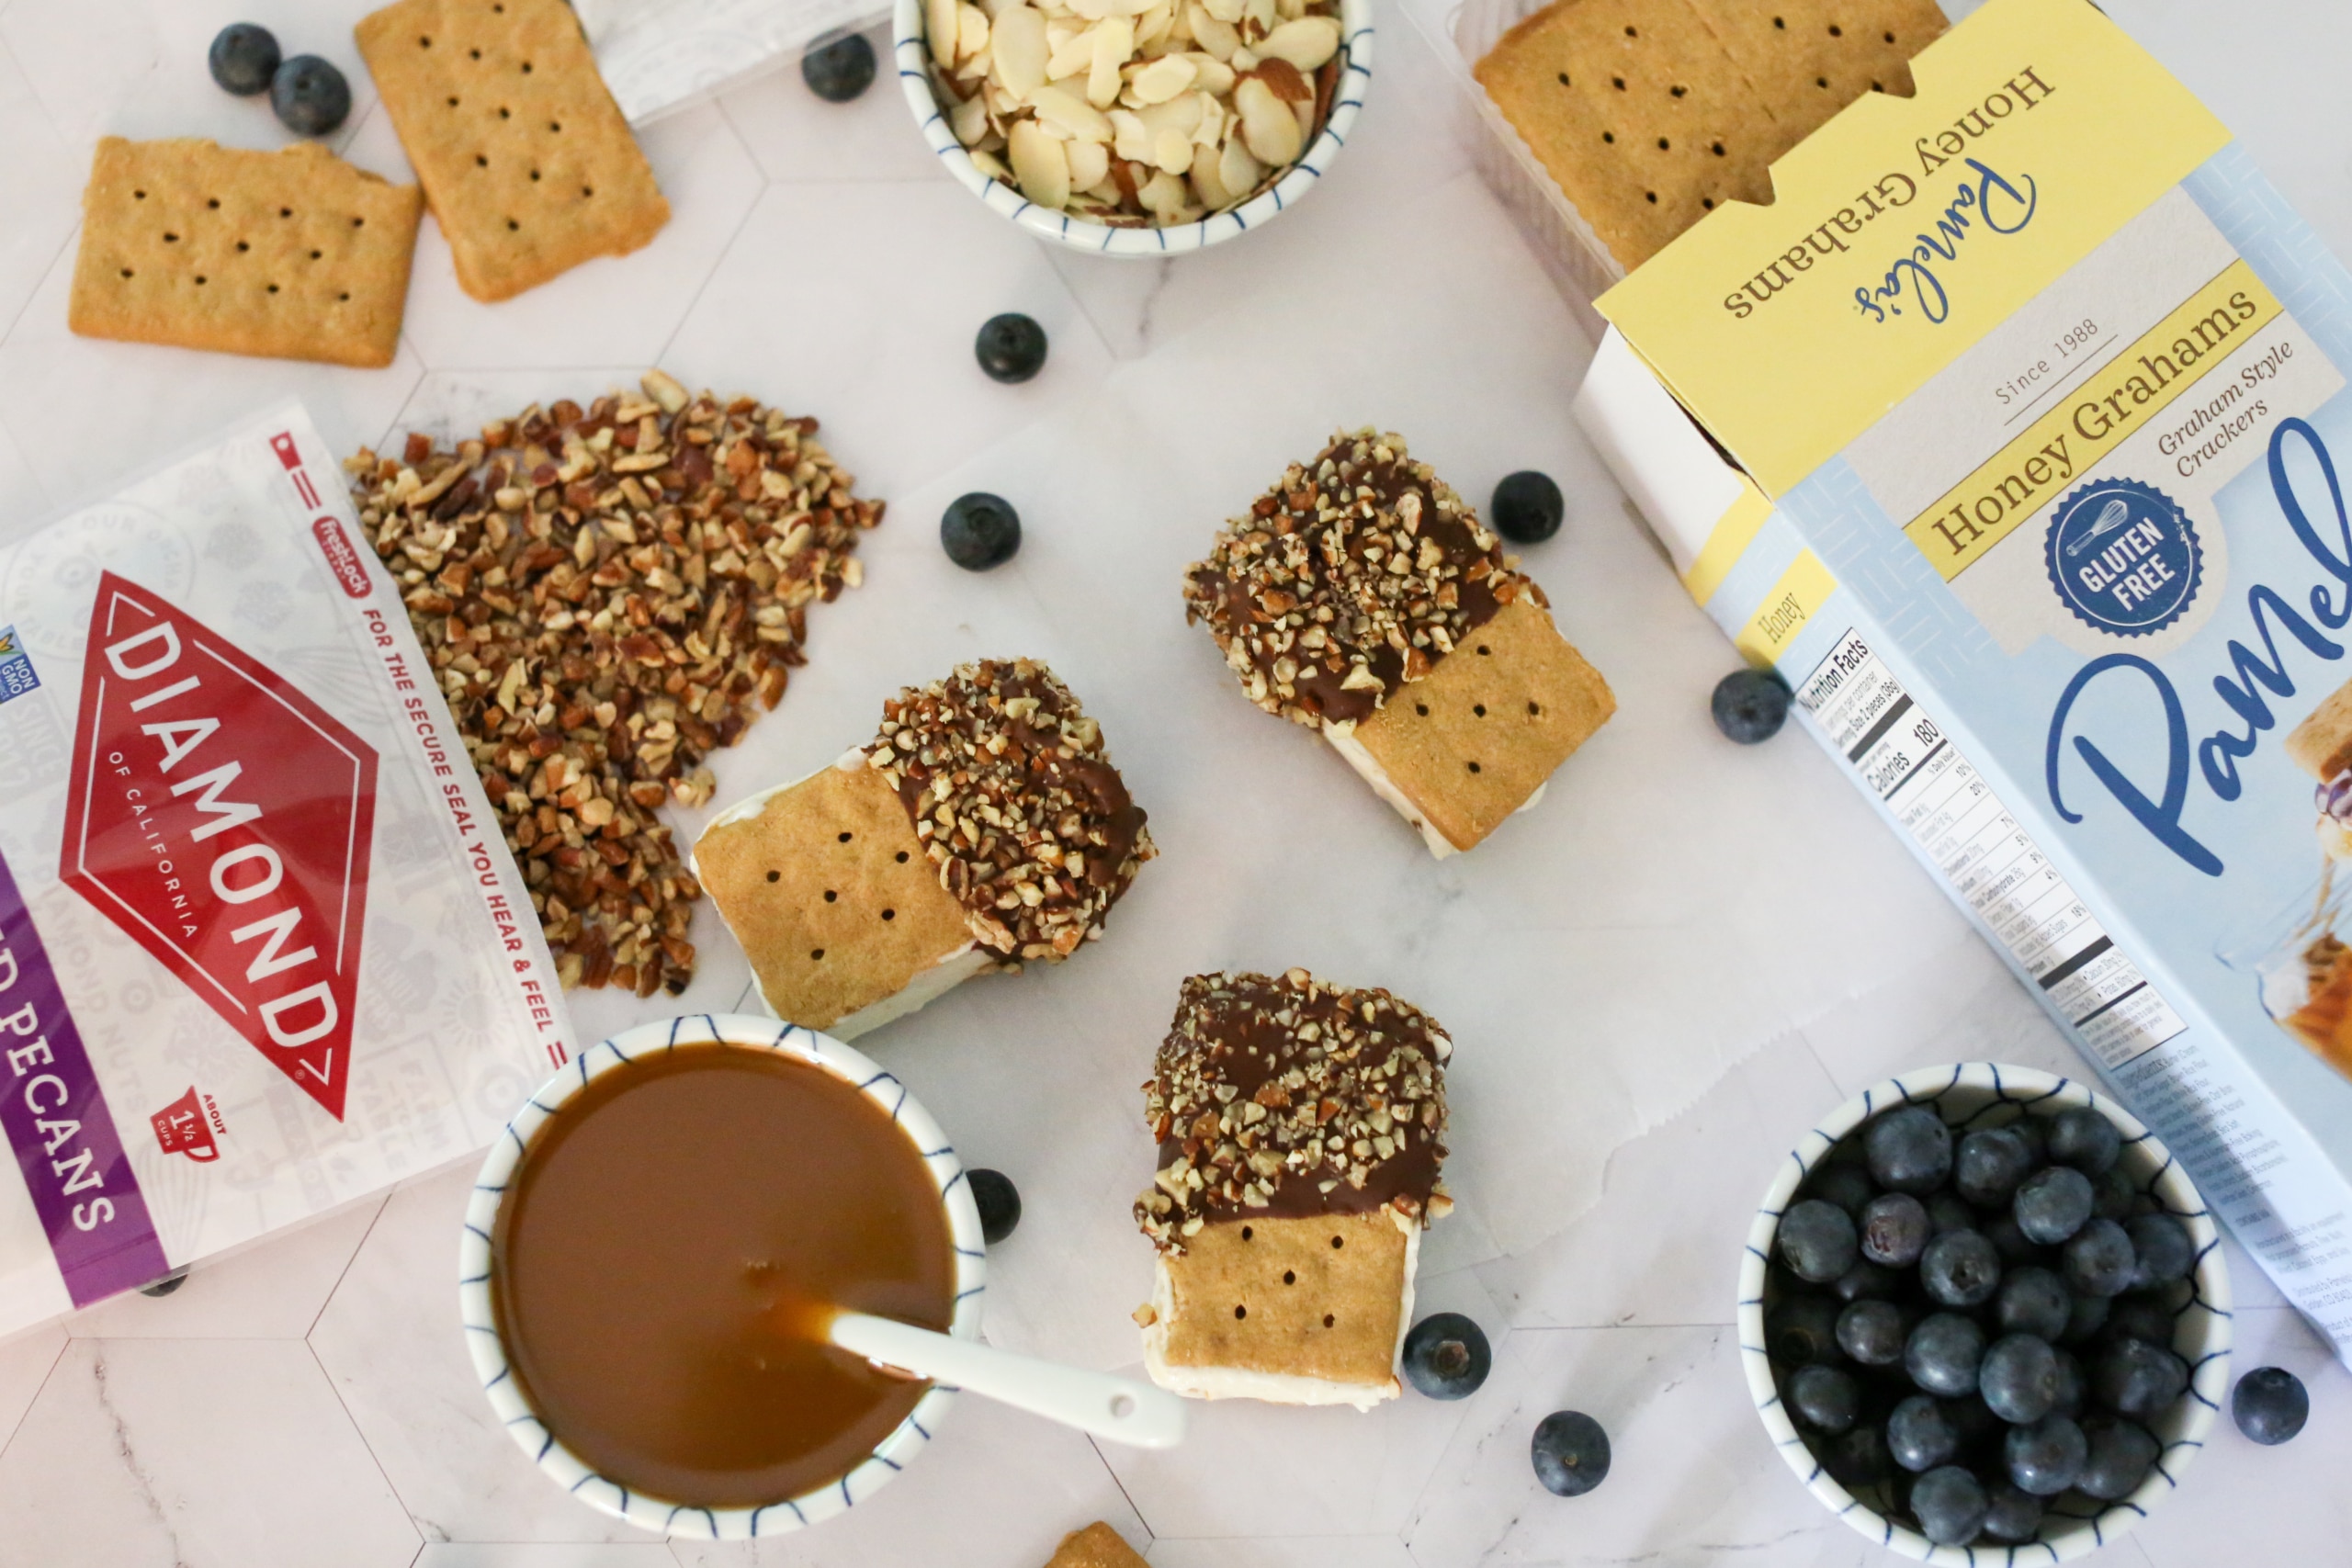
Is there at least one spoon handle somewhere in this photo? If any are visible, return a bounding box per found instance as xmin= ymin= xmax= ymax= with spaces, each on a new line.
xmin=830 ymin=1312 xmax=1187 ymax=1449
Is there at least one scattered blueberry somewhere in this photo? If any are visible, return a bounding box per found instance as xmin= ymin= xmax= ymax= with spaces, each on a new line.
xmin=1790 ymin=1364 xmax=1862 ymax=1434
xmin=1920 ymin=1230 xmax=2002 ymax=1308
xmin=1491 ymin=470 xmax=1565 ymax=544
xmin=271 ymin=55 xmax=350 ymax=136
xmin=1866 ymin=1107 xmax=1953 ymax=1195
xmin=208 ymin=23 xmax=280 ymax=96
xmin=139 ymin=1269 xmax=189 ymax=1298
xmin=968 ymin=1168 xmax=1022 ymax=1244
xmin=1531 ymin=1410 xmax=1611 ymax=1496
xmin=974 ymin=311 xmax=1048 ymax=383
xmin=2004 ymin=1413 xmax=2086 ymax=1495
xmin=1858 ymin=1192 xmax=1929 ymax=1268
xmin=1955 ymin=1127 xmax=2035 ymax=1208
xmin=1886 ymin=1394 xmax=1959 ymax=1472
xmin=1995 ymin=1267 xmax=2071 ymax=1343
xmin=2232 ymin=1367 xmax=2310 ymax=1446
xmin=1825 ymin=1423 xmax=1894 ymax=1487
xmin=1804 ymin=1160 xmax=1879 ymax=1218
xmin=1905 ymin=1313 xmax=1986 ymax=1399
xmin=942 ymin=491 xmax=1021 ymax=570
xmin=2047 ymin=1107 xmax=2121 ymax=1176
xmin=2075 ymin=1416 xmax=2159 ymax=1499
xmin=1777 ymin=1198 xmax=1860 ymax=1283
xmin=1402 ymin=1313 xmax=1492 ymax=1400
xmin=2092 ymin=1337 xmax=2188 ymax=1418
xmin=1711 ymin=667 xmax=1791 ymax=744
xmin=802 ymin=28 xmax=876 ymax=101
xmin=1831 ymin=1259 xmax=1900 ymax=1303
xmin=2061 ymin=1291 xmax=2109 ymax=1347
xmin=2103 ymin=1293 xmax=2177 ymax=1350
xmin=2125 ymin=1213 xmax=2194 ymax=1290
xmin=1837 ymin=1299 xmax=1907 ymax=1366
xmin=1910 ymin=1463 xmax=1990 ymax=1546
xmin=2013 ymin=1165 xmax=2094 ymax=1246
xmin=1979 ymin=1333 xmax=2060 ymax=1425
xmin=1982 ymin=1483 xmax=2045 ymax=1544
xmin=2063 ymin=1218 xmax=2137 ymax=1299
xmin=1767 ymin=1293 xmax=1846 ymax=1366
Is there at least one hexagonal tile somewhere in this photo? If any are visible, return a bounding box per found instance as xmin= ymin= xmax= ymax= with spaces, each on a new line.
xmin=0 ymin=35 xmax=81 ymax=347
xmin=714 ymin=26 xmax=939 ymax=186
xmin=0 ymin=1337 xmax=417 ymax=1568
xmin=64 ymin=1194 xmax=385 ymax=1340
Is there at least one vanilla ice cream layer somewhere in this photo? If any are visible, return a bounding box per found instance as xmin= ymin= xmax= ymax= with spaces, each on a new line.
xmin=1322 ymin=724 xmax=1545 ymax=860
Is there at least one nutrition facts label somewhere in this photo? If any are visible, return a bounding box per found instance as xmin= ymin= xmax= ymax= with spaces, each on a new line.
xmin=1797 ymin=629 xmax=2187 ymax=1067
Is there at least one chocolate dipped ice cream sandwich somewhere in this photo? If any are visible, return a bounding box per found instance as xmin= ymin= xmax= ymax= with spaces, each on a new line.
xmin=695 ymin=659 xmax=1152 ymax=1035
xmin=1183 ymin=430 xmax=1614 ymax=856
xmin=1135 ymin=968 xmax=1452 ymax=1409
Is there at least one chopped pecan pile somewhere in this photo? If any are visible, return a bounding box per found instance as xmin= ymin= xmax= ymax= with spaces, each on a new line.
xmin=347 ymin=369 xmax=882 ymax=996
xmin=1182 ymin=429 xmax=1544 ymax=729
xmin=1136 ymin=968 xmax=1451 ymax=1251
xmin=864 ymin=658 xmax=1155 ymax=964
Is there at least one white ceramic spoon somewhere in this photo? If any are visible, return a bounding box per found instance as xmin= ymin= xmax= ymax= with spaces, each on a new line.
xmin=826 ymin=1310 xmax=1188 ymax=1449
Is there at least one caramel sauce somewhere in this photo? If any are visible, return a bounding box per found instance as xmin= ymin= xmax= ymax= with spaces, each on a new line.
xmin=491 ymin=1045 xmax=954 ymax=1507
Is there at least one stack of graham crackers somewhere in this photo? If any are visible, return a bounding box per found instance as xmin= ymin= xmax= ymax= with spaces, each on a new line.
xmin=1475 ymin=0 xmax=1949 ymax=269
xmin=69 ymin=0 xmax=669 ymax=368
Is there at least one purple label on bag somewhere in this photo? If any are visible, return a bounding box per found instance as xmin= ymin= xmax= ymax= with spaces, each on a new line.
xmin=0 ymin=847 xmax=167 ymax=1305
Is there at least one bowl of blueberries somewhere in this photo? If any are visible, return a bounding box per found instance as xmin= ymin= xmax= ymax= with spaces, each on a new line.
xmin=1743 ymin=1063 xmax=2230 ymax=1560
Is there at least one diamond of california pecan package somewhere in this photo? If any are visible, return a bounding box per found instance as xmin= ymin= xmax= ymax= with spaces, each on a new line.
xmin=0 ymin=403 xmax=570 ymax=1332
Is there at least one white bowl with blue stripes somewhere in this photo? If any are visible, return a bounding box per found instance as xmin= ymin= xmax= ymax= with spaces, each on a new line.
xmin=892 ymin=0 xmax=1373 ymax=254
xmin=1741 ymin=1063 xmax=2230 ymax=1563
xmin=459 ymin=1013 xmax=987 ymax=1541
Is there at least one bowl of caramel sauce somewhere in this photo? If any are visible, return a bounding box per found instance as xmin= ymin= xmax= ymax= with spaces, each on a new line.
xmin=459 ymin=1014 xmax=985 ymax=1540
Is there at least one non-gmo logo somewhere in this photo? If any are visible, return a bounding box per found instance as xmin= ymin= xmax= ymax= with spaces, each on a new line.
xmin=2043 ymin=478 xmax=2202 ymax=637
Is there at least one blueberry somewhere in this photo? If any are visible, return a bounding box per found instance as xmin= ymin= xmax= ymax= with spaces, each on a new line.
xmin=1886 ymin=1394 xmax=1959 ymax=1472
xmin=2232 ymin=1366 xmax=2310 ymax=1445
xmin=2007 ymin=1114 xmax=2050 ymax=1165
xmin=967 ymin=1168 xmax=1021 ymax=1244
xmin=2092 ymin=1337 xmax=2188 ymax=1418
xmin=1711 ymin=668 xmax=1791 ymax=744
xmin=2063 ymin=1219 xmax=2137 ymax=1298
xmin=2050 ymin=1348 xmax=2086 ymax=1418
xmin=1777 ymin=1198 xmax=1859 ymax=1283
xmin=1837 ymin=1299 xmax=1907 ymax=1366
xmin=2075 ymin=1416 xmax=2159 ymax=1499
xmin=942 ymin=491 xmax=1020 ymax=570
xmin=1531 ymin=1410 xmax=1611 ymax=1496
xmin=1401 ymin=1313 xmax=1491 ymax=1400
xmin=1804 ymin=1159 xmax=1879 ymax=1218
xmin=1996 ymin=1268 xmax=2071 ymax=1342
xmin=1865 ymin=1107 xmax=1953 ymax=1195
xmin=1905 ymin=1313 xmax=1985 ymax=1398
xmin=1925 ymin=1192 xmax=1977 ymax=1238
xmin=2090 ymin=1164 xmax=2136 ymax=1222
xmin=2125 ymin=1213 xmax=2194 ymax=1290
xmin=1942 ymin=1392 xmax=2003 ymax=1454
xmin=2047 ymin=1107 xmax=2121 ymax=1175
xmin=2004 ymin=1413 xmax=2087 ymax=1495
xmin=1831 ymin=1260 xmax=1900 ymax=1303
xmin=1955 ymin=1127 xmax=2034 ymax=1207
xmin=1982 ymin=1482 xmax=2045 ymax=1544
xmin=1909 ymin=1463 xmax=1989 ymax=1546
xmin=1789 ymin=1363 xmax=1861 ymax=1434
xmin=974 ymin=312 xmax=1047 ymax=383
xmin=1920 ymin=1231 xmax=2002 ymax=1308
xmin=1825 ymin=1422 xmax=1894 ymax=1487
xmin=1767 ymin=1293 xmax=1845 ymax=1366
xmin=1852 ymin=1191 xmax=1925 ymax=1269
xmin=208 ymin=23 xmax=280 ymax=96
xmin=270 ymin=55 xmax=350 ymax=136
xmin=1984 ymin=1212 xmax=2046 ymax=1265
xmin=1490 ymin=470 xmax=1565 ymax=545
xmin=2061 ymin=1291 xmax=2109 ymax=1347
xmin=2013 ymin=1165 xmax=2094 ymax=1246
xmin=800 ymin=28 xmax=876 ymax=101
xmin=1980 ymin=1333 xmax=2061 ymax=1424
xmin=2103 ymin=1293 xmax=2177 ymax=1350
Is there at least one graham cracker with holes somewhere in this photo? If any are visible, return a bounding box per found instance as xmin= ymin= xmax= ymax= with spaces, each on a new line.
xmin=1699 ymin=0 xmax=1946 ymax=154
xmin=1041 ymin=1523 xmax=1148 ymax=1568
xmin=694 ymin=761 xmax=974 ymax=1032
xmin=356 ymin=0 xmax=668 ymax=302
xmin=68 ymin=138 xmax=422 ymax=367
xmin=1476 ymin=0 xmax=1777 ymax=268
xmin=1354 ymin=598 xmax=1615 ymax=853
xmin=1149 ymin=1212 xmax=1410 ymax=1402
xmin=2289 ymin=678 xmax=2352 ymax=782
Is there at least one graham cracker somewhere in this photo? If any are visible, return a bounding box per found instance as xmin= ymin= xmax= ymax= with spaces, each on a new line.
xmin=1355 ymin=598 xmax=1614 ymax=852
xmin=68 ymin=137 xmax=422 ymax=368
xmin=1042 ymin=1523 xmax=1148 ymax=1568
xmin=1475 ymin=0 xmax=1779 ymax=269
xmin=1698 ymin=0 xmax=1947 ymax=153
xmin=356 ymin=0 xmax=668 ymax=302
xmin=694 ymin=762 xmax=976 ymax=1031
xmin=1158 ymin=1212 xmax=1408 ymax=1392
xmin=2289 ymin=677 xmax=2352 ymax=781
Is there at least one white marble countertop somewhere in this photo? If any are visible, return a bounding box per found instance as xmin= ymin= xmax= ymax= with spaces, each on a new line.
xmin=1 ymin=1 xmax=2349 ymax=1564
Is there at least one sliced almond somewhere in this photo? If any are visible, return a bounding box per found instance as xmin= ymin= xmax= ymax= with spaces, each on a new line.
xmin=951 ymin=89 xmax=991 ymax=145
xmin=1186 ymin=3 xmax=1239 ymax=60
xmin=1247 ymin=54 xmax=1311 ymax=103
xmin=1030 ymin=81 xmax=1114 ymax=141
xmin=990 ymin=3 xmax=1049 ymax=96
xmin=1233 ymin=73 xmax=1300 ymax=166
xmin=1088 ymin=17 xmax=1134 ymax=108
xmin=956 ymin=4 xmax=992 ymax=62
xmin=1185 ymin=51 xmax=1236 ymax=94
xmin=1257 ymin=14 xmax=1339 ymax=70
xmin=1110 ymin=106 xmax=1155 ymax=163
xmin=1067 ymin=136 xmax=1112 ymax=191
xmin=1009 ymin=118 xmax=1072 ymax=206
xmin=928 ymin=0 xmax=964 ymax=62
xmin=1152 ymin=126 xmax=1195 ymax=175
xmin=1046 ymin=25 xmax=1096 ymax=80
xmin=1127 ymin=51 xmax=1196 ymax=104
xmin=1217 ymin=129 xmax=1261 ymax=197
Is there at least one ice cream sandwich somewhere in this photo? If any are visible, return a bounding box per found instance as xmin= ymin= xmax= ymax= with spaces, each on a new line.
xmin=2288 ymin=676 xmax=2352 ymax=860
xmin=695 ymin=660 xmax=1153 ymax=1034
xmin=1183 ymin=430 xmax=1614 ymax=855
xmin=1134 ymin=968 xmax=1452 ymax=1410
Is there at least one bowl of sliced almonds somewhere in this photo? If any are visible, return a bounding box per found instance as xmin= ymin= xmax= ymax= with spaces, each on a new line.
xmin=895 ymin=0 xmax=1371 ymax=254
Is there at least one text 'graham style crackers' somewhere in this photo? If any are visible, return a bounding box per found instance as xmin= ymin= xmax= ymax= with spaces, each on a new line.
xmin=356 ymin=0 xmax=669 ymax=301
xmin=1476 ymin=0 xmax=1947 ymax=269
xmin=1041 ymin=1523 xmax=1149 ymax=1568
xmin=69 ymin=138 xmax=423 ymax=368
